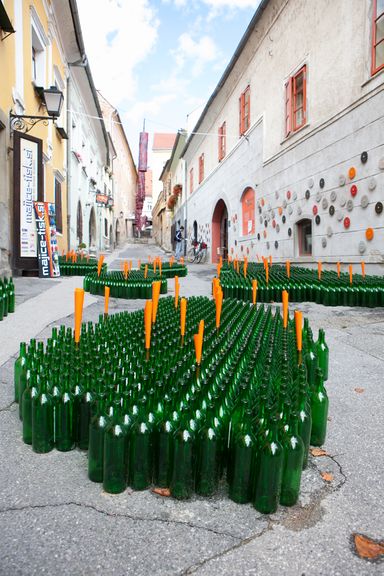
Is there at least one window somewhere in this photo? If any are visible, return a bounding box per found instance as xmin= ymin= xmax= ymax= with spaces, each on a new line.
xmin=104 ymin=218 xmax=108 ymax=237
xmin=31 ymin=18 xmax=46 ymax=86
xmin=189 ymin=168 xmax=194 ymax=194
xmin=55 ymin=179 xmax=62 ymax=233
xmin=198 ymin=153 xmax=204 ymax=184
xmin=241 ymin=187 xmax=255 ymax=236
xmin=285 ymin=65 xmax=307 ymax=136
xmin=297 ymin=219 xmax=312 ymax=256
xmin=239 ymin=86 xmax=250 ymax=136
xmin=372 ymin=0 xmax=384 ymax=75
xmin=218 ymin=122 xmax=226 ymax=161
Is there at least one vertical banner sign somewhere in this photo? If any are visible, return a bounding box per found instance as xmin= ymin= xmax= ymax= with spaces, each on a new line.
xmin=20 ymin=138 xmax=38 ymax=257
xmin=34 ymin=202 xmax=60 ymax=278
xmin=138 ymin=131 xmax=148 ymax=172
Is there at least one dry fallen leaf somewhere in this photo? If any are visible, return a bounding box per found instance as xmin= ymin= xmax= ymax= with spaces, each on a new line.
xmin=354 ymin=388 xmax=365 ymax=394
xmin=321 ymin=472 xmax=333 ymax=482
xmin=353 ymin=533 xmax=384 ymax=560
xmin=310 ymin=447 xmax=328 ymax=457
xmin=327 ymin=416 xmax=332 ymax=421
xmin=152 ymin=487 xmax=171 ymax=497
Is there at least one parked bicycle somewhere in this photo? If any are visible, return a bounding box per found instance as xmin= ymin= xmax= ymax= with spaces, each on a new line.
xmin=187 ymin=238 xmax=208 ymax=263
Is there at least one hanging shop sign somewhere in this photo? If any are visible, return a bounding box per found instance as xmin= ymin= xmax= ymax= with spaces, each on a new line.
xmin=34 ymin=202 xmax=60 ymax=278
xmin=96 ymin=193 xmax=109 ymax=205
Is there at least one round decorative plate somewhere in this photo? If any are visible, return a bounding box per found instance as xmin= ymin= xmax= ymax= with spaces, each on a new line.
xmin=315 ymin=215 xmax=321 ymax=225
xmin=329 ymin=205 xmax=335 ymax=216
xmin=344 ymin=216 xmax=350 ymax=228
xmin=358 ymin=241 xmax=366 ymax=254
xmin=330 ymin=190 xmax=337 ymax=202
xmin=287 ymin=190 xmax=291 ymax=200
xmin=274 ymin=241 xmax=278 ymax=249
xmin=293 ymin=191 xmax=297 ymax=201
xmin=297 ymin=206 xmax=302 ymax=216
xmin=350 ymin=185 xmax=357 ymax=197
xmin=348 ymin=167 xmax=356 ymax=179
xmin=308 ymin=178 xmax=314 ymax=188
xmin=339 ymin=175 xmax=346 ymax=187
xmin=316 ymin=191 xmax=322 ymax=202
xmin=321 ymin=237 xmax=327 ymax=248
xmin=361 ymin=151 xmax=368 ymax=164
xmin=282 ymin=215 xmax=286 ymax=224
xmin=339 ymin=195 xmax=346 ymax=207
xmin=266 ymin=241 xmax=270 ymax=249
xmin=276 ymin=224 xmax=280 ymax=233
xmin=288 ymin=205 xmax=293 ymax=215
xmin=288 ymin=227 xmax=292 ymax=237
xmin=366 ymin=227 xmax=374 ymax=241
xmin=337 ymin=210 xmax=344 ymax=221
xmin=375 ymin=201 xmax=383 ymax=214
xmin=346 ymin=199 xmax=354 ymax=212
xmin=368 ymin=178 xmax=377 ymax=191
xmin=305 ymin=190 xmax=310 ymax=200
xmin=322 ymin=198 xmax=329 ymax=210
xmin=361 ymin=195 xmax=369 ymax=209
xmin=326 ymin=226 xmax=333 ymax=237
xmin=319 ymin=178 xmax=325 ymax=189
xmin=257 ymin=233 xmax=260 ymax=240
xmin=313 ymin=205 xmax=318 ymax=215
xmin=282 ymin=200 xmax=287 ymax=209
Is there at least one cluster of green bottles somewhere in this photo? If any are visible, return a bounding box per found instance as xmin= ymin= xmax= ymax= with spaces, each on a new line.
xmin=140 ymin=263 xmax=188 ymax=278
xmin=58 ymin=255 xmax=107 ymax=276
xmin=220 ymin=263 xmax=384 ymax=307
xmin=83 ymin=270 xmax=168 ymax=299
xmin=0 ymin=276 xmax=16 ymax=320
xmin=15 ymin=296 xmax=329 ymax=513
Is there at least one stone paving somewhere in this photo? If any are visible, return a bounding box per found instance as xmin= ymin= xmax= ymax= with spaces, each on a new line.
xmin=0 ymin=241 xmax=383 ymax=575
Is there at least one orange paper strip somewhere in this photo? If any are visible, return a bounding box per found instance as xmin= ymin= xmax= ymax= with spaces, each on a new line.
xmin=282 ymin=290 xmax=289 ymax=329
xmin=361 ymin=261 xmax=365 ymax=277
xmin=215 ymin=289 xmax=223 ymax=329
xmin=217 ymin=263 xmax=221 ymax=278
xmin=294 ymin=310 xmax=303 ymax=352
xmin=198 ymin=319 xmax=205 ymax=339
xmin=104 ymin=286 xmax=110 ymax=315
xmin=144 ymin=265 xmax=148 ymax=279
xmin=269 ymin=255 xmax=272 ymax=267
xmin=74 ymin=288 xmax=85 ymax=344
xmin=349 ymin=264 xmax=353 ymax=285
xmin=286 ymin=260 xmax=291 ymax=278
xmin=265 ymin=263 xmax=269 ymax=285
xmin=337 ymin=261 xmax=341 ymax=278
xmin=144 ymin=300 xmax=153 ymax=350
xmin=318 ymin=261 xmax=322 ymax=281
xmin=97 ymin=255 xmax=104 ymax=277
xmin=180 ymin=298 xmax=187 ymax=337
xmin=252 ymin=279 xmax=258 ymax=305
xmin=152 ymin=281 xmax=161 ymax=323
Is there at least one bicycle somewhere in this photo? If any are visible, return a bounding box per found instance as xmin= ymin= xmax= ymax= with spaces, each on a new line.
xmin=187 ymin=238 xmax=208 ymax=263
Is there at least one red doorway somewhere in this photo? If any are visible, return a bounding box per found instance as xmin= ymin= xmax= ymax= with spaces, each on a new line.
xmin=212 ymin=199 xmax=228 ymax=263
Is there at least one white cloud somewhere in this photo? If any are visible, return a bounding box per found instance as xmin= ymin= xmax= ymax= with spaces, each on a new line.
xmin=172 ymin=33 xmax=219 ymax=77
xmin=202 ymin=0 xmax=260 ymax=7
xmin=77 ymin=0 xmax=159 ymax=105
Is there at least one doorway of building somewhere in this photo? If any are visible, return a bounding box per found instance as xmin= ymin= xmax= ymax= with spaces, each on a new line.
xmin=193 ymin=220 xmax=198 ymax=243
xmin=115 ymin=218 xmax=120 ymax=246
xmin=89 ymin=207 xmax=96 ymax=249
xmin=212 ymin=199 xmax=228 ymax=263
xmin=76 ymin=201 xmax=83 ymax=245
xmin=109 ymin=224 xmax=113 ymax=249
xmin=296 ymin=218 xmax=312 ymax=256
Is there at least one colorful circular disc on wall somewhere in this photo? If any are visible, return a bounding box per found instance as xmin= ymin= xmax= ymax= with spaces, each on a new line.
xmin=288 ymin=206 xmax=293 ymax=215
xmin=316 ymin=191 xmax=321 ymax=203
xmin=321 ymin=237 xmax=327 ymax=248
xmin=361 ymin=195 xmax=369 ymax=209
xmin=293 ymin=191 xmax=297 ymax=201
xmin=348 ymin=167 xmax=356 ymax=179
xmin=287 ymin=190 xmax=291 ymax=200
xmin=276 ymin=224 xmax=280 ymax=233
xmin=305 ymin=190 xmax=310 ymax=200
xmin=240 ymin=245 xmax=244 ymax=252
xmin=312 ymin=205 xmax=318 ymax=215
xmin=278 ymin=207 xmax=283 ymax=216
xmin=308 ymin=177 xmax=314 ymax=188
xmin=315 ymin=215 xmax=321 ymax=225
xmin=346 ymin=199 xmax=354 ymax=212
xmin=361 ymin=151 xmax=368 ymax=164
xmin=366 ymin=227 xmax=374 ymax=241
xmin=329 ymin=205 xmax=335 ymax=216
xmin=358 ymin=241 xmax=366 ymax=253
xmin=337 ymin=210 xmax=344 ymax=221
xmin=368 ymin=178 xmax=376 ymax=191
xmin=375 ymin=202 xmax=383 ymax=214
xmin=322 ymin=198 xmax=329 ymax=210
xmin=297 ymin=206 xmax=302 ymax=216
xmin=339 ymin=195 xmax=346 ymax=207
xmin=257 ymin=233 xmax=260 ymax=240
xmin=272 ymin=219 xmax=276 ymax=228
xmin=350 ymin=185 xmax=357 ymax=197
xmin=274 ymin=241 xmax=278 ymax=249
xmin=261 ymin=198 xmax=265 ymax=206
xmin=319 ymin=178 xmax=325 ymax=188
xmin=330 ymin=190 xmax=337 ymax=202
xmin=282 ymin=215 xmax=286 ymax=224
xmin=282 ymin=200 xmax=287 ymax=209
xmin=344 ymin=217 xmax=350 ymax=229
xmin=266 ymin=241 xmax=270 ymax=249
xmin=339 ymin=175 xmax=346 ymax=187
xmin=288 ymin=227 xmax=292 ymax=237
xmin=327 ymin=226 xmax=333 ymax=237
xmin=263 ymin=230 xmax=267 ymax=238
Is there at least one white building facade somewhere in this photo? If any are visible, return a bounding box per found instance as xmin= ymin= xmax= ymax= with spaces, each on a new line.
xmin=180 ymin=0 xmax=384 ymax=266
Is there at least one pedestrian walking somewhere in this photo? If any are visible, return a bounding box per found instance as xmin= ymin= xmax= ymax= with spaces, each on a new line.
xmin=174 ymin=226 xmax=184 ymax=261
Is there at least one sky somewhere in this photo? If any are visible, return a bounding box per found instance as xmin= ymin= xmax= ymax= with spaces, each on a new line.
xmin=77 ymin=0 xmax=261 ymax=163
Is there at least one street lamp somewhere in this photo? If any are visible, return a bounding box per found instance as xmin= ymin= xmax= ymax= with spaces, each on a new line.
xmin=10 ymin=86 xmax=64 ymax=134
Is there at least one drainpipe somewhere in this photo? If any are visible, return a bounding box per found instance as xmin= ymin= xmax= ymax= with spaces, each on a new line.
xmin=183 ymin=158 xmax=187 ymax=256
xmin=66 ymin=74 xmax=72 ymax=251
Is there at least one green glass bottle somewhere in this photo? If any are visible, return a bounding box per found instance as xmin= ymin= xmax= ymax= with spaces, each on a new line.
xmin=280 ymin=414 xmax=304 ymax=506
xmin=32 ymin=369 xmax=54 ymax=453
xmin=55 ymin=376 xmax=75 ymax=451
xmin=103 ymin=403 xmax=127 ymax=494
xmin=316 ymin=329 xmax=329 ymax=381
xmin=310 ymin=368 xmax=329 ymax=446
xmin=297 ymin=366 xmax=312 ymax=470
xmin=154 ymin=405 xmax=175 ymax=488
xmin=170 ymin=417 xmax=196 ymax=500
xmin=0 ymin=281 xmax=4 ymax=321
xmin=253 ymin=415 xmax=284 ymax=514
xmin=22 ymin=372 xmax=38 ymax=445
xmin=8 ymin=278 xmax=15 ymax=313
xmin=195 ymin=419 xmax=221 ymax=496
xmin=2 ymin=277 xmax=8 ymax=316
xmin=129 ymin=400 xmax=153 ymax=490
xmin=76 ymin=376 xmax=94 ymax=450
xmin=228 ymin=414 xmax=256 ymax=504
xmin=88 ymin=397 xmax=110 ymax=483
xmin=14 ymin=342 xmax=27 ymax=403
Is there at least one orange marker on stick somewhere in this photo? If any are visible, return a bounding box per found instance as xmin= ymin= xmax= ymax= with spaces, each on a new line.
xmin=104 ymin=286 xmax=110 ymax=315
xmin=151 ymin=281 xmax=161 ymax=323
xmin=286 ymin=260 xmax=291 ymax=278
xmin=337 ymin=261 xmax=341 ymax=278
xmin=361 ymin=261 xmax=365 ymax=277
xmin=349 ymin=264 xmax=353 ymax=285
xmin=144 ymin=300 xmax=153 ymax=353
xmin=215 ymin=289 xmax=223 ymax=329
xmin=180 ymin=297 xmax=187 ymax=343
xmin=252 ymin=279 xmax=258 ymax=305
xmin=282 ymin=290 xmax=289 ymax=329
xmin=318 ymin=261 xmax=322 ymax=281
xmin=174 ymin=276 xmax=180 ymax=308
xmin=97 ymin=255 xmax=104 ymax=277
xmin=294 ymin=310 xmax=303 ymax=352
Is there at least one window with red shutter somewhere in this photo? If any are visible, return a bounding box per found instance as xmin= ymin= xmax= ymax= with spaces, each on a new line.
xmin=218 ymin=122 xmax=226 ymax=161
xmin=189 ymin=168 xmax=194 ymax=194
xmin=198 ymin=153 xmax=204 ymax=184
xmin=285 ymin=65 xmax=307 ymax=136
xmin=239 ymin=86 xmax=250 ymax=136
xmin=372 ymin=0 xmax=384 ymax=75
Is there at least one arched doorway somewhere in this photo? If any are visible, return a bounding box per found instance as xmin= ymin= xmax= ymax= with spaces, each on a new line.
xmin=193 ymin=220 xmax=198 ymax=243
xmin=212 ymin=199 xmax=228 ymax=263
xmin=76 ymin=201 xmax=83 ymax=245
xmin=89 ymin=207 xmax=96 ymax=249
xmin=109 ymin=224 xmax=113 ymax=248
xmin=296 ymin=218 xmax=312 ymax=256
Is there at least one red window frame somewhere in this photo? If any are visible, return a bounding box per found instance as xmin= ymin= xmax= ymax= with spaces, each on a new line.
xmin=372 ymin=0 xmax=384 ymax=75
xmin=189 ymin=167 xmax=194 ymax=194
xmin=198 ymin=153 xmax=204 ymax=184
xmin=285 ymin=65 xmax=307 ymax=137
xmin=239 ymin=86 xmax=250 ymax=136
xmin=218 ymin=122 xmax=226 ymax=161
